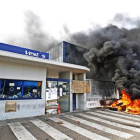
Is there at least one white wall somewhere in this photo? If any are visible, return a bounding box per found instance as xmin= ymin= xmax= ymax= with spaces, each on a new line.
xmin=78 ymin=73 xmax=85 ymax=80
xmin=47 ymin=71 xmax=59 ymax=78
xmin=59 ymin=71 xmax=71 ymax=79
xmin=77 ymin=73 xmax=87 ymax=110
xmin=0 ymin=61 xmax=46 ymax=120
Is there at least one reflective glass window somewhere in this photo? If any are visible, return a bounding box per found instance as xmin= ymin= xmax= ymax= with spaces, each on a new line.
xmin=59 ymin=56 xmax=62 ymax=62
xmin=58 ymin=92 xmax=69 ymax=112
xmin=23 ymin=81 xmax=41 ymax=98
xmin=51 ymin=52 xmax=54 ymax=60
xmin=46 ymin=81 xmax=57 ymax=88
xmin=58 ymin=81 xmax=69 ymax=91
xmin=0 ymin=79 xmax=22 ymax=99
xmin=55 ymin=45 xmax=58 ymax=52
xmin=58 ymin=81 xmax=70 ymax=112
xmin=59 ymin=45 xmax=62 ymax=55
xmin=65 ymin=56 xmax=70 ymax=63
xmin=46 ymin=79 xmax=70 ymax=112
xmin=0 ymin=79 xmax=42 ymax=100
xmin=55 ymin=50 xmax=59 ymax=59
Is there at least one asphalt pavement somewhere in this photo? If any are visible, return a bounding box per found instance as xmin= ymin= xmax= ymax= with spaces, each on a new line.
xmin=0 ymin=108 xmax=140 ymax=140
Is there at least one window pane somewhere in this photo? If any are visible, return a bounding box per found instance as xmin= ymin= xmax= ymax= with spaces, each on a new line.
xmin=55 ymin=50 xmax=59 ymax=59
xmin=58 ymin=82 xmax=69 ymax=91
xmin=0 ymin=79 xmax=22 ymax=99
xmin=58 ymin=81 xmax=70 ymax=112
xmin=65 ymin=55 xmax=70 ymax=63
xmin=46 ymin=81 xmax=57 ymax=88
xmin=55 ymin=45 xmax=58 ymax=52
xmin=46 ymin=81 xmax=58 ymax=100
xmin=52 ymin=52 xmax=55 ymax=60
xmin=23 ymin=81 xmax=41 ymax=98
xmin=59 ymin=56 xmax=62 ymax=62
xmin=70 ymin=57 xmax=75 ymax=64
xmin=59 ymin=46 xmax=62 ymax=55
xmin=58 ymin=92 xmax=70 ymax=112
xmin=50 ymin=53 xmax=52 ymax=60
xmin=50 ymin=48 xmax=53 ymax=53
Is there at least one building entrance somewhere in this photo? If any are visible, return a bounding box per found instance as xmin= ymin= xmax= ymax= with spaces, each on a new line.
xmin=46 ymin=78 xmax=70 ymax=112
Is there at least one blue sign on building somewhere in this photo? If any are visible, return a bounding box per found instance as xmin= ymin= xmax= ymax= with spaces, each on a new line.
xmin=0 ymin=42 xmax=49 ymax=59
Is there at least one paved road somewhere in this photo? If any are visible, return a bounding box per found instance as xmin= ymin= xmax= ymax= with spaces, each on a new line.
xmin=0 ymin=109 xmax=140 ymax=140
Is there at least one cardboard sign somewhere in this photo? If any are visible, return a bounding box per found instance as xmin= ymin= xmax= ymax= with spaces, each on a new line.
xmin=71 ymin=80 xmax=89 ymax=93
xmin=5 ymin=101 xmax=17 ymax=112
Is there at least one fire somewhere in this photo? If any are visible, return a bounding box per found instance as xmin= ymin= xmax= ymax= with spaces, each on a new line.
xmin=109 ymin=89 xmax=140 ymax=115
xmin=117 ymin=90 xmax=132 ymax=106
xmin=125 ymin=99 xmax=140 ymax=115
xmin=110 ymin=100 xmax=118 ymax=107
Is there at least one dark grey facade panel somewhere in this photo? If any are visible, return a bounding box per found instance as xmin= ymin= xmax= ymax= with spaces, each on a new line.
xmin=63 ymin=41 xmax=88 ymax=67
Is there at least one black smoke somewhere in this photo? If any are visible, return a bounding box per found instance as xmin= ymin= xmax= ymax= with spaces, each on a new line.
xmin=7 ymin=11 xmax=59 ymax=52
xmin=69 ymin=14 xmax=140 ymax=99
xmin=5 ymin=11 xmax=140 ymax=99
xmin=24 ymin=11 xmax=59 ymax=51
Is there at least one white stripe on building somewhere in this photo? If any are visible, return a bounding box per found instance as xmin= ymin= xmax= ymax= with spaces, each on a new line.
xmin=8 ymin=122 xmax=37 ymax=140
xmin=97 ymin=110 xmax=140 ymax=121
xmin=49 ymin=117 xmax=110 ymax=140
xmin=87 ymin=112 xmax=140 ymax=127
xmin=77 ymin=113 xmax=140 ymax=132
xmin=30 ymin=119 xmax=72 ymax=140
xmin=65 ymin=115 xmax=133 ymax=139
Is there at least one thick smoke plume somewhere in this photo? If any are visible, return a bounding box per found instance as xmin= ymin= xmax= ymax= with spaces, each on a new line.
xmin=7 ymin=11 xmax=58 ymax=52
xmin=24 ymin=11 xmax=59 ymax=51
xmin=69 ymin=14 xmax=140 ymax=99
xmin=6 ymin=12 xmax=140 ymax=99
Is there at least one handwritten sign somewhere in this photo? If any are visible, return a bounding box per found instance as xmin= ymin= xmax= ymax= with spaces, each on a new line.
xmin=71 ymin=80 xmax=89 ymax=93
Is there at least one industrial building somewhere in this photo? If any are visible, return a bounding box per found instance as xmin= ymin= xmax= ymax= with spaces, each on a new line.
xmin=47 ymin=41 xmax=118 ymax=109
xmin=0 ymin=41 xmax=118 ymax=120
xmin=0 ymin=42 xmax=90 ymax=120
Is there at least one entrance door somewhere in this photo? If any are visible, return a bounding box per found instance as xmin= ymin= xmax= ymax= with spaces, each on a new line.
xmin=46 ymin=78 xmax=70 ymax=113
xmin=73 ymin=93 xmax=76 ymax=110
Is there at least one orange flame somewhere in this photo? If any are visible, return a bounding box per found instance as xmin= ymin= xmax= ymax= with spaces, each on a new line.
xmin=117 ymin=90 xmax=132 ymax=106
xmin=109 ymin=89 xmax=140 ymax=115
xmin=125 ymin=99 xmax=140 ymax=115
xmin=109 ymin=100 xmax=118 ymax=107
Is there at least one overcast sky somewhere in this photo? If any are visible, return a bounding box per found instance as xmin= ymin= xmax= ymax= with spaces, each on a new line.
xmin=0 ymin=0 xmax=140 ymax=50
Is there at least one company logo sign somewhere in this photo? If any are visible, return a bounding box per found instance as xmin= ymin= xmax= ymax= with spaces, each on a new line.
xmin=0 ymin=43 xmax=49 ymax=60
xmin=41 ymin=54 xmax=46 ymax=59
xmin=25 ymin=50 xmax=48 ymax=59
xmin=25 ymin=50 xmax=39 ymax=57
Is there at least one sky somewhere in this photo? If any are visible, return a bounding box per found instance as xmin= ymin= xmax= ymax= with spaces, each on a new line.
xmin=0 ymin=0 xmax=140 ymax=50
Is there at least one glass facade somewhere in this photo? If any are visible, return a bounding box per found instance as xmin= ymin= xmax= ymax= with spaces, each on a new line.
xmin=46 ymin=78 xmax=70 ymax=112
xmin=47 ymin=41 xmax=91 ymax=79
xmin=0 ymin=79 xmax=42 ymax=99
xmin=63 ymin=41 xmax=88 ymax=66
xmin=0 ymin=80 xmax=22 ymax=99
xmin=23 ymin=81 xmax=41 ymax=98
xmin=47 ymin=41 xmax=88 ymax=67
xmin=47 ymin=42 xmax=63 ymax=62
